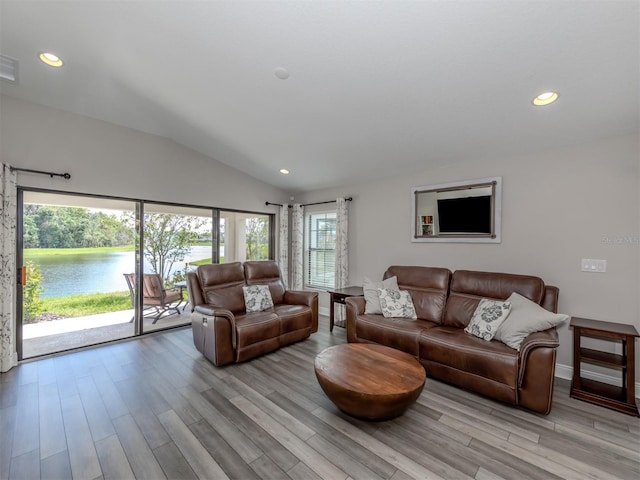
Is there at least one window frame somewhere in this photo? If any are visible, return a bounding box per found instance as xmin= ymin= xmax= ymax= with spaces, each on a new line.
xmin=304 ymin=209 xmax=337 ymax=290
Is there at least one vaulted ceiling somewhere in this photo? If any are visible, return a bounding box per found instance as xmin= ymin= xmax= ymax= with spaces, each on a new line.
xmin=1 ymin=1 xmax=638 ymax=193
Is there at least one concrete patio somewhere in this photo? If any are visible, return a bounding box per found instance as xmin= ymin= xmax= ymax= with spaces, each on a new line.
xmin=22 ymin=308 xmax=191 ymax=358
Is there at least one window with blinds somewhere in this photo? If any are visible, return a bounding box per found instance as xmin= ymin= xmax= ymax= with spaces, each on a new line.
xmin=304 ymin=211 xmax=336 ymax=289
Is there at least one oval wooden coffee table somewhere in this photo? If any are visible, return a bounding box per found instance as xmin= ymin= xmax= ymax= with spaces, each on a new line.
xmin=314 ymin=343 xmax=426 ymax=421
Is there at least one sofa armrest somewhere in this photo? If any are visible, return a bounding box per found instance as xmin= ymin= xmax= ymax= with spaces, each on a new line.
xmin=194 ymin=305 xmax=237 ymax=348
xmin=518 ymin=327 xmax=559 ymax=386
xmin=345 ymin=296 xmax=366 ymax=342
xmin=283 ymin=290 xmax=318 ymax=307
xmin=283 ymin=291 xmax=319 ymax=332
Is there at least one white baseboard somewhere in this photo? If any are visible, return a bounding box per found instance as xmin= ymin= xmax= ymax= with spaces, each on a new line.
xmin=555 ymin=362 xmax=640 ymax=398
xmin=319 ymin=306 xmax=330 ymax=318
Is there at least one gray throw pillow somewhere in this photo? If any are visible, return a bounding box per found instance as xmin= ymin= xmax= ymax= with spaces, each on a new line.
xmin=495 ymin=292 xmax=569 ymax=350
xmin=363 ymin=276 xmax=399 ymax=314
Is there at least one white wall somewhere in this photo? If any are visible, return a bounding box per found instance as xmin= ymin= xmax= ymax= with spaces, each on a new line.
xmin=300 ymin=134 xmax=640 ymax=385
xmin=3 ymin=95 xmax=639 ymax=389
xmin=0 ymin=95 xmax=288 ymax=212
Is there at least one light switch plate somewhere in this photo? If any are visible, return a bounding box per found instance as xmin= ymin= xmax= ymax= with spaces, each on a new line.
xmin=581 ymin=259 xmax=607 ymax=273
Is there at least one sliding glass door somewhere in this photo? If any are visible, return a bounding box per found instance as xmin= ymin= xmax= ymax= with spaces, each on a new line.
xmin=20 ymin=191 xmax=137 ymax=358
xmin=141 ymin=203 xmax=213 ymax=333
xmin=17 ymin=190 xmax=274 ymax=359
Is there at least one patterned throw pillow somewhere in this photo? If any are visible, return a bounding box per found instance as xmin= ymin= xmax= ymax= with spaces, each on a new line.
xmin=377 ymin=288 xmax=417 ymax=319
xmin=243 ymin=285 xmax=274 ymax=313
xmin=464 ymin=298 xmax=512 ymax=341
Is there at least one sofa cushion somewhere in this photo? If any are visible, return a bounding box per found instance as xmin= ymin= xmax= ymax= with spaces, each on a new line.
xmin=244 ymin=260 xmax=286 ymax=304
xmin=197 ymin=262 xmax=246 ymax=314
xmin=355 ymin=314 xmax=437 ymax=357
xmin=464 ymin=298 xmax=512 ymax=341
xmin=363 ymin=276 xmax=398 ymax=314
xmin=443 ymin=270 xmax=545 ymax=328
xmin=420 ymin=327 xmax=519 ymax=388
xmin=274 ymin=304 xmax=313 ymax=334
xmin=234 ymin=311 xmax=281 ymax=362
xmin=495 ymin=292 xmax=569 ymax=350
xmin=383 ymin=266 xmax=451 ymax=324
xmin=378 ymin=288 xmax=417 ymax=319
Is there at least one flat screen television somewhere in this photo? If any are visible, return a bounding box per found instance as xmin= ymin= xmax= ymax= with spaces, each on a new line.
xmin=437 ymin=195 xmax=491 ymax=234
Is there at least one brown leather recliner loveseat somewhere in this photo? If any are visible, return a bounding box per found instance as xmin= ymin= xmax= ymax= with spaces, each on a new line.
xmin=187 ymin=260 xmax=318 ymax=366
xmin=346 ymin=266 xmax=563 ymax=414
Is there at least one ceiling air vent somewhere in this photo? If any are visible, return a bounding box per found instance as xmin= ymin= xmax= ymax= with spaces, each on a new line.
xmin=0 ymin=54 xmax=19 ymax=83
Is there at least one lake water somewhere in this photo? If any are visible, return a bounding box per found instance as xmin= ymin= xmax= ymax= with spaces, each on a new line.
xmin=29 ymin=246 xmax=214 ymax=298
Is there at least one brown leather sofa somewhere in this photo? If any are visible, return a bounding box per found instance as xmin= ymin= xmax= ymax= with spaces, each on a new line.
xmin=346 ymin=266 xmax=561 ymax=414
xmin=187 ymin=260 xmax=318 ymax=366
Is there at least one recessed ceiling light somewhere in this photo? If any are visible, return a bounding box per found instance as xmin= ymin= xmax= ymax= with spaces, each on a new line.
xmin=39 ymin=52 xmax=63 ymax=67
xmin=279 ymin=169 xmax=289 ymax=175
xmin=532 ymin=91 xmax=559 ymax=106
xmin=274 ymin=67 xmax=290 ymax=80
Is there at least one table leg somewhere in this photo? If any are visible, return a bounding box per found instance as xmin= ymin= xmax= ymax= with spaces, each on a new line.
xmin=625 ymin=337 xmax=636 ymax=407
xmin=329 ymin=293 xmax=335 ymax=333
xmin=571 ymin=327 xmax=581 ymax=394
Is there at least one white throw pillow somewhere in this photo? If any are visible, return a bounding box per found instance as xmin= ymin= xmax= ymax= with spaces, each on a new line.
xmin=378 ymin=288 xmax=417 ymax=319
xmin=495 ymin=292 xmax=569 ymax=350
xmin=243 ymin=285 xmax=274 ymax=313
xmin=464 ymin=298 xmax=512 ymax=341
xmin=363 ymin=276 xmax=399 ymax=314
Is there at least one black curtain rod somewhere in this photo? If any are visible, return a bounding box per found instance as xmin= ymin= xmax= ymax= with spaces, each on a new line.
xmin=10 ymin=166 xmax=71 ymax=180
xmin=266 ymin=197 xmax=352 ymax=208
xmin=302 ymin=197 xmax=352 ymax=207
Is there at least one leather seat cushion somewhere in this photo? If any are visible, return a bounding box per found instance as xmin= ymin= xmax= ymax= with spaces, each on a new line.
xmin=420 ymin=327 xmax=518 ymax=388
xmin=274 ymin=304 xmax=313 ymax=333
xmin=234 ymin=311 xmax=281 ymax=362
xmin=235 ymin=312 xmax=281 ymax=347
xmin=356 ymin=314 xmax=437 ymax=357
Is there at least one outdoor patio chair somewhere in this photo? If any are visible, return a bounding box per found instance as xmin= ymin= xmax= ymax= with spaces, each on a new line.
xmin=123 ymin=273 xmax=183 ymax=323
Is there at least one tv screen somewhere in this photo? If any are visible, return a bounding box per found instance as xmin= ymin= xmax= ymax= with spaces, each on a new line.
xmin=437 ymin=195 xmax=491 ymax=234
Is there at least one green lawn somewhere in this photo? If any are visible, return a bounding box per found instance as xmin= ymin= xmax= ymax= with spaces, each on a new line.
xmin=189 ymin=258 xmax=212 ymax=266
xmin=24 ymin=246 xmax=134 ymax=257
xmin=40 ymin=291 xmax=132 ymax=318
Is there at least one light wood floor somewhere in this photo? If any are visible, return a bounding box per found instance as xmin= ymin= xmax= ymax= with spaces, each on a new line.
xmin=1 ymin=316 xmax=639 ymax=480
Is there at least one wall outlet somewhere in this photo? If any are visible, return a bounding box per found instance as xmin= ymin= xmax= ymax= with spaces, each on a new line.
xmin=581 ymin=259 xmax=607 ymax=273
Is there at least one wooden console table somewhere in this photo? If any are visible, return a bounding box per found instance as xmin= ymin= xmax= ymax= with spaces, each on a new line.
xmin=327 ymin=286 xmax=363 ymax=332
xmin=570 ymin=317 xmax=639 ymax=416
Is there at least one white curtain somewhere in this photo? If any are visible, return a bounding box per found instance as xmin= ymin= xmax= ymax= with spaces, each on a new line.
xmin=290 ymin=204 xmax=304 ymax=290
xmin=334 ymin=197 xmax=349 ymax=326
xmin=0 ymin=164 xmax=18 ymax=372
xmin=278 ymin=204 xmax=289 ymax=288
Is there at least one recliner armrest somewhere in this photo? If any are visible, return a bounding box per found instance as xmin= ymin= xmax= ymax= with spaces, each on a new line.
xmin=345 ymin=297 xmax=366 ymax=342
xmin=194 ymin=305 xmax=237 ymax=348
xmin=517 ymin=327 xmax=559 ymax=386
xmin=345 ymin=296 xmax=365 ymax=315
xmin=283 ymin=290 xmax=318 ymax=307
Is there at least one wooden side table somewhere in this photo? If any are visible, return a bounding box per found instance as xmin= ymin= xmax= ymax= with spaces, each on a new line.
xmin=327 ymin=286 xmax=364 ymax=332
xmin=570 ymin=317 xmax=639 ymax=416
